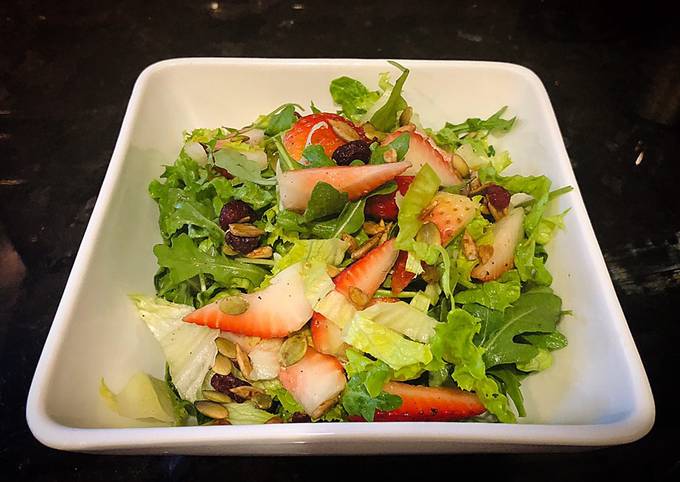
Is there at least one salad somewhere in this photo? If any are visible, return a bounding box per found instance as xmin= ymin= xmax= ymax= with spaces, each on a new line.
xmin=101 ymin=62 xmax=572 ymax=426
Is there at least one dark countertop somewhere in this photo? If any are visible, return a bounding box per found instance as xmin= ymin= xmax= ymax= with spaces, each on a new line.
xmin=1 ymin=1 xmax=678 ymax=480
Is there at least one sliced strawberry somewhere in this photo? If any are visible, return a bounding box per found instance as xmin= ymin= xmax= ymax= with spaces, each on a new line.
xmin=278 ymin=347 xmax=347 ymax=418
xmin=390 ymin=250 xmax=416 ymax=295
xmin=365 ymin=175 xmax=414 ymax=221
xmin=278 ymin=161 xmax=411 ymax=212
xmin=310 ymin=311 xmax=346 ymax=357
xmin=471 ymin=207 xmax=524 ymax=282
xmin=370 ymin=382 xmax=486 ymax=421
xmin=421 ymin=191 xmax=477 ymax=246
xmin=383 ymin=128 xmax=462 ymax=186
xmin=334 ymin=238 xmax=399 ymax=299
xmin=183 ymin=264 xmax=312 ymax=338
xmin=283 ymin=113 xmax=365 ymax=161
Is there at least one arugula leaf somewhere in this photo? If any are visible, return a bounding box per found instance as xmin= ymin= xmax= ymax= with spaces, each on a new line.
xmin=232 ymin=180 xmax=275 ymax=210
xmin=345 ymin=348 xmax=393 ymax=397
xmin=369 ymin=133 xmax=411 ymax=165
xmin=521 ymin=331 xmax=568 ymax=351
xmin=302 ymin=145 xmax=335 ymax=167
xmin=272 ymin=136 xmax=304 ymax=171
xmin=330 ymin=76 xmax=381 ymax=122
xmin=151 ymin=186 xmax=224 ymax=245
xmin=259 ymin=104 xmax=299 ymax=136
xmin=214 ymin=148 xmax=276 ymax=186
xmin=431 ymin=106 xmax=516 ymax=151
xmin=455 ymin=270 xmax=522 ymax=311
xmin=370 ymin=61 xmax=410 ymax=132
xmin=341 ymin=375 xmax=402 ymax=422
xmin=154 ymin=234 xmax=267 ymax=290
xmin=314 ymin=199 xmax=367 ymax=238
xmin=479 ymin=291 xmax=562 ymax=368
xmin=303 ymin=182 xmax=348 ymax=221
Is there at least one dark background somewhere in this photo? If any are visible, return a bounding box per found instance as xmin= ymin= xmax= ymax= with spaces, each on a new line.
xmin=1 ymin=0 xmax=679 ymax=480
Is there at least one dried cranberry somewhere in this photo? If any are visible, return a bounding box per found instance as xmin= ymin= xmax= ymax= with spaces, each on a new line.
xmin=219 ymin=200 xmax=257 ymax=230
xmin=484 ymin=184 xmax=511 ymax=210
xmin=225 ymin=231 xmax=260 ymax=254
xmin=211 ymin=373 xmax=249 ymax=403
xmin=213 ymin=165 xmax=234 ymax=179
xmin=290 ymin=413 xmax=311 ymax=423
xmin=332 ymin=140 xmax=371 ymax=166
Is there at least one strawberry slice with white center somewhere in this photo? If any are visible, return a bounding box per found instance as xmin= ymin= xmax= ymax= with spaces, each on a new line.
xmin=471 ymin=207 xmax=525 ymax=282
xmin=334 ymin=238 xmax=399 ymax=299
xmin=283 ymin=113 xmax=366 ymax=161
xmin=278 ymin=347 xmax=347 ymax=418
xmin=310 ymin=311 xmax=346 ymax=357
xmin=183 ymin=264 xmax=312 ymax=338
xmin=371 ymin=382 xmax=486 ymax=421
xmin=383 ymin=126 xmax=462 ymax=186
xmin=312 ymin=239 xmax=398 ymax=356
xmin=421 ymin=191 xmax=477 ymax=246
xmin=278 ymin=161 xmax=411 ymax=212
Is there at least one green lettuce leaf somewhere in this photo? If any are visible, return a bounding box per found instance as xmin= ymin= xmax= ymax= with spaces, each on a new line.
xmin=271 ymin=238 xmax=349 ymax=275
xmin=396 ymin=163 xmax=441 ymax=248
xmin=430 ymin=308 xmax=516 ymax=423
xmin=253 ymin=379 xmax=304 ymax=420
xmin=224 ymin=402 xmax=277 ymax=424
xmin=454 ymin=270 xmax=522 ymax=311
xmin=358 ymin=300 xmax=438 ymax=343
xmin=100 ymin=373 xmax=178 ymax=425
xmin=488 ymin=367 xmax=527 ymax=417
xmin=330 ymin=77 xmax=381 ymax=122
xmin=344 ymin=315 xmax=433 ymax=370
xmin=131 ymin=295 xmax=218 ymax=402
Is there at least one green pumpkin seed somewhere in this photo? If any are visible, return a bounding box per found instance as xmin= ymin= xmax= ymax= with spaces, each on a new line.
xmin=213 ymin=354 xmax=233 ymax=376
xmin=196 ymin=401 xmax=229 ymax=420
xmin=280 ymin=334 xmax=308 ymax=367
xmin=252 ymin=393 xmax=273 ymax=410
xmin=216 ymin=338 xmax=238 ymax=358
xmin=218 ymin=295 xmax=249 ymax=315
xmin=202 ymin=390 xmax=233 ymax=403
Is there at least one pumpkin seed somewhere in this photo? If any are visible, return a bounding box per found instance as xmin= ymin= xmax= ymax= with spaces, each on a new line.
xmin=245 ymin=246 xmax=273 ymax=259
xmin=280 ymin=334 xmax=308 ymax=367
xmin=350 ymin=234 xmax=381 ymax=260
xmin=399 ymin=106 xmax=413 ymax=126
xmin=230 ymin=385 xmax=263 ymax=400
xmin=311 ymin=396 xmax=339 ymax=419
xmin=216 ymin=337 xmax=238 ymax=358
xmin=202 ymin=390 xmax=233 ymax=403
xmin=228 ymin=223 xmax=264 ymax=237
xmin=341 ymin=233 xmax=358 ymax=252
xmin=265 ymin=416 xmax=284 ymax=424
xmin=363 ymin=221 xmax=386 ymax=235
xmin=415 ymin=222 xmax=442 ymax=246
xmin=382 ymin=147 xmax=397 ymax=163
xmin=361 ymin=123 xmax=387 ymax=141
xmin=236 ymin=344 xmax=253 ymax=379
xmin=348 ymin=286 xmax=370 ymax=310
xmin=478 ymin=245 xmax=494 ymax=264
xmin=452 ymin=153 xmax=470 ymax=177
xmin=196 ymin=401 xmax=229 ymax=420
xmin=252 ymin=392 xmax=273 ymax=410
xmin=222 ymin=244 xmax=239 ymax=256
xmin=328 ymin=118 xmax=361 ymax=142
xmin=462 ymin=231 xmax=479 ymax=261
xmin=218 ymin=295 xmax=249 ymax=315
xmin=326 ymin=264 xmax=342 ymax=278
xmin=213 ymin=354 xmax=233 ymax=376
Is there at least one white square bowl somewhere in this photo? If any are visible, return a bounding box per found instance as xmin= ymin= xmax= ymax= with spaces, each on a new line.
xmin=26 ymin=58 xmax=655 ymax=454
